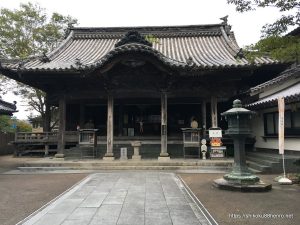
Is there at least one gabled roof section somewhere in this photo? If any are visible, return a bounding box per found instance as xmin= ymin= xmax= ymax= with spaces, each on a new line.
xmin=246 ymin=65 xmax=300 ymax=109
xmin=115 ymin=31 xmax=152 ymax=47
xmin=1 ymin=23 xmax=278 ymax=73
xmin=246 ymin=82 xmax=300 ymax=109
xmin=0 ymin=99 xmax=17 ymax=116
xmin=250 ymin=65 xmax=300 ymax=94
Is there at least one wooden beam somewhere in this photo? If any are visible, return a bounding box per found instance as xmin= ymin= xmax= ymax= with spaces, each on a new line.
xmin=56 ymin=95 xmax=66 ymax=158
xmin=44 ymin=94 xmax=51 ymax=132
xmin=103 ymin=94 xmax=114 ymax=160
xmin=202 ymin=100 xmax=207 ymax=136
xmin=159 ymin=91 xmax=170 ymax=160
xmin=211 ymin=96 xmax=218 ymax=128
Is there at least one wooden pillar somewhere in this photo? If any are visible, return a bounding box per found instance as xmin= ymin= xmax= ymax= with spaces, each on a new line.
xmin=158 ymin=91 xmax=170 ymax=160
xmin=79 ymin=102 xmax=85 ymax=128
xmin=211 ymin=96 xmax=218 ymax=128
xmin=44 ymin=94 xmax=51 ymax=132
xmin=56 ymin=95 xmax=66 ymax=158
xmin=45 ymin=144 xmax=49 ymax=156
xmin=202 ymin=100 xmax=207 ymax=136
xmin=103 ymin=94 xmax=114 ymax=160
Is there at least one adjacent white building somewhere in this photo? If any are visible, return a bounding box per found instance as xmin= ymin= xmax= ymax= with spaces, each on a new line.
xmin=247 ymin=65 xmax=300 ymax=154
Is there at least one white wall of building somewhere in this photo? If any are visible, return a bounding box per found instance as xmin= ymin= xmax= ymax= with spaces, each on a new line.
xmin=251 ymin=106 xmax=300 ymax=152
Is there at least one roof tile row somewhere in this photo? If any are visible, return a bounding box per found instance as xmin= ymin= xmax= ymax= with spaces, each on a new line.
xmin=1 ymin=24 xmax=278 ymax=73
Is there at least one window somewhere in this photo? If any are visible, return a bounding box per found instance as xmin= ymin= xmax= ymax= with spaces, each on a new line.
xmin=264 ymin=110 xmax=300 ymax=136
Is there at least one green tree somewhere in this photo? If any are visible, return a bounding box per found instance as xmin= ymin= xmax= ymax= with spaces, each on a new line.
xmin=0 ymin=2 xmax=77 ymax=128
xmin=0 ymin=115 xmax=13 ymax=133
xmin=227 ymin=0 xmax=299 ymax=36
xmin=0 ymin=2 xmax=77 ymax=59
xmin=0 ymin=115 xmax=32 ymax=133
xmin=228 ymin=0 xmax=300 ymax=63
xmin=16 ymin=119 xmax=32 ymax=132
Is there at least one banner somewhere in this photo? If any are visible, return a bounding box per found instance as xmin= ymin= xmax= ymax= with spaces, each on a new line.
xmin=278 ymin=97 xmax=285 ymax=154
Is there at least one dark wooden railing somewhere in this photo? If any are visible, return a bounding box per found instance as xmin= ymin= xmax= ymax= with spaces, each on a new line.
xmin=14 ymin=131 xmax=78 ymax=143
xmin=15 ymin=132 xmax=57 ymax=143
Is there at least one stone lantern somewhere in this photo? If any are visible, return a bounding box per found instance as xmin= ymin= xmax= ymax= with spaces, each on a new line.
xmin=214 ymin=99 xmax=271 ymax=191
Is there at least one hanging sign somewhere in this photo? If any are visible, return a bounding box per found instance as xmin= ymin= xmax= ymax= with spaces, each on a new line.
xmin=278 ymin=97 xmax=285 ymax=155
xmin=209 ymin=128 xmax=222 ymax=138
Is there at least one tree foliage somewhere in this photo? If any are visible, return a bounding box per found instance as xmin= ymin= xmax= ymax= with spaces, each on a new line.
xmin=227 ymin=0 xmax=300 ymax=36
xmin=0 ymin=2 xmax=77 ymax=58
xmin=245 ymin=35 xmax=300 ymax=63
xmin=228 ymin=0 xmax=300 ymax=63
xmin=0 ymin=3 xmax=77 ymax=127
xmin=0 ymin=115 xmax=32 ymax=133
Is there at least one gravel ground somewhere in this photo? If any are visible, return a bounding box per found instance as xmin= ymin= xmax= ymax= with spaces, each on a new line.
xmin=0 ymin=155 xmax=88 ymax=225
xmin=0 ymin=155 xmax=41 ymax=173
xmin=179 ymin=173 xmax=300 ymax=225
xmin=0 ymin=173 xmax=87 ymax=225
xmin=1 ymin=155 xmax=299 ymax=225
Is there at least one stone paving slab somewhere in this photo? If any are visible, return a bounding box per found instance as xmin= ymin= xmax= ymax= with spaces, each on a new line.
xmin=18 ymin=172 xmax=216 ymax=225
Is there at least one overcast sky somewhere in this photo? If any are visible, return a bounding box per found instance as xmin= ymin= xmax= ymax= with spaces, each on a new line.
xmin=0 ymin=0 xmax=285 ymax=119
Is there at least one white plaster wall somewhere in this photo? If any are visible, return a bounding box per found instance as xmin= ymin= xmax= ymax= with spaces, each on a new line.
xmin=251 ymin=107 xmax=300 ymax=152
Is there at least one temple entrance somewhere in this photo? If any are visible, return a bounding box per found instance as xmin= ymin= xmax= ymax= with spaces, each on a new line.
xmin=119 ymin=104 xmax=161 ymax=136
xmin=116 ymin=101 xmax=203 ymax=137
xmin=67 ymin=100 xmax=204 ymax=137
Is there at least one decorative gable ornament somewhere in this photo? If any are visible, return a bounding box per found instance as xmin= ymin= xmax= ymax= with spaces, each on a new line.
xmin=115 ymin=31 xmax=152 ymax=48
xmin=40 ymin=52 xmax=50 ymax=63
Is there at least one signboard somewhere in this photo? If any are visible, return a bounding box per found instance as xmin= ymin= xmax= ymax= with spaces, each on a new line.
xmin=210 ymin=146 xmax=226 ymax=158
xmin=209 ymin=129 xmax=222 ymax=138
xmin=278 ymin=97 xmax=285 ymax=154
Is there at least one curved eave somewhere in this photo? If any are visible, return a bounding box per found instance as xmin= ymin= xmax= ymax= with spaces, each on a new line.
xmin=250 ymin=65 xmax=300 ymax=94
xmin=246 ymin=93 xmax=300 ymax=110
xmin=2 ymin=43 xmax=282 ymax=74
xmin=4 ymin=60 xmax=281 ymax=74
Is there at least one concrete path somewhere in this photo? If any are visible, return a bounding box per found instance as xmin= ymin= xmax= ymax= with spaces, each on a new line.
xmin=18 ymin=172 xmax=216 ymax=225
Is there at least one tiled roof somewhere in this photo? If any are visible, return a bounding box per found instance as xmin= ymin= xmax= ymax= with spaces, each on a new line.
xmin=246 ymin=82 xmax=300 ymax=109
xmin=0 ymin=99 xmax=17 ymax=115
xmin=1 ymin=24 xmax=278 ymax=72
xmin=250 ymin=65 xmax=300 ymax=94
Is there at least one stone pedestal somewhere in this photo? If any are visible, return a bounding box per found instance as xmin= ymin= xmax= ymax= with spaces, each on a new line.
xmin=131 ymin=141 xmax=142 ymax=160
xmin=213 ymin=178 xmax=272 ymax=192
xmin=202 ymin=151 xmax=206 ymax=160
xmin=158 ymin=152 xmax=170 ymax=161
xmin=54 ymin=153 xmax=65 ymax=160
xmin=103 ymin=152 xmax=115 ymax=161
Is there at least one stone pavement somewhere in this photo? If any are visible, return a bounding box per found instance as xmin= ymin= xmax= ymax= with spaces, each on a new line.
xmin=18 ymin=172 xmax=216 ymax=225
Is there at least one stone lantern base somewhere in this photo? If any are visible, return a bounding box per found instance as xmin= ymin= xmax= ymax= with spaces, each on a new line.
xmin=213 ymin=178 xmax=272 ymax=192
xmin=213 ymin=166 xmax=272 ymax=192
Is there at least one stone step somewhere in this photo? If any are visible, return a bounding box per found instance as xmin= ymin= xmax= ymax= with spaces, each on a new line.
xmin=248 ymin=167 xmax=262 ymax=174
xmin=246 ymin=161 xmax=271 ymax=173
xmin=247 ymin=152 xmax=300 ymax=173
xmin=18 ymin=167 xmax=72 ymax=172
xmin=246 ymin=156 xmax=281 ymax=167
xmin=247 ymin=152 xmax=297 ymax=161
xmin=22 ymin=160 xmax=233 ymax=168
xmin=246 ymin=152 xmax=282 ymax=161
xmin=18 ymin=165 xmax=229 ymax=171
